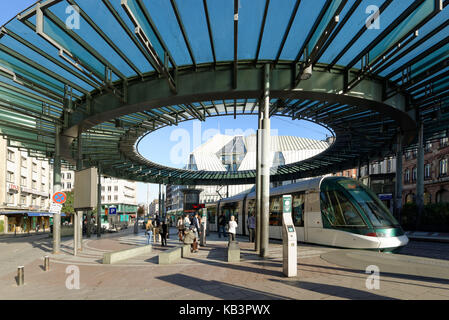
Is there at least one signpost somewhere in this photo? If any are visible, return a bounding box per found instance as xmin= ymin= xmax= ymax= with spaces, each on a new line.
xmin=52 ymin=192 xmax=67 ymax=205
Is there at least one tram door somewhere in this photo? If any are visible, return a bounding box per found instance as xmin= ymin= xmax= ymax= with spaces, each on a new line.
xmin=304 ymin=191 xmax=322 ymax=242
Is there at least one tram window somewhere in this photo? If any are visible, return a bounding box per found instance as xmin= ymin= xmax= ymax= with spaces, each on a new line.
xmin=337 ymin=179 xmax=399 ymax=228
xmin=292 ymin=193 xmax=305 ymax=227
xmin=207 ymin=207 xmax=216 ymax=224
xmin=222 ymin=203 xmax=239 ymax=223
xmin=320 ymin=190 xmax=366 ymax=227
xmin=269 ymin=196 xmax=282 ymax=226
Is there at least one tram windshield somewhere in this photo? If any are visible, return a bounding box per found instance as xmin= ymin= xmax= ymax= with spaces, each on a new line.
xmin=336 ymin=179 xmax=400 ymax=228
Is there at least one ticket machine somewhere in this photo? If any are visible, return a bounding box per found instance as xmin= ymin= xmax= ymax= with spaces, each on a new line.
xmin=282 ymin=195 xmax=297 ymax=277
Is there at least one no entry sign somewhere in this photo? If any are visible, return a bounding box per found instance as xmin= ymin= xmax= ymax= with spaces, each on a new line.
xmin=52 ymin=192 xmax=67 ymax=204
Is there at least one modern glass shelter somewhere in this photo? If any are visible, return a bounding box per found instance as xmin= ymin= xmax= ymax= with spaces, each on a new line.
xmin=0 ymin=0 xmax=448 ymax=185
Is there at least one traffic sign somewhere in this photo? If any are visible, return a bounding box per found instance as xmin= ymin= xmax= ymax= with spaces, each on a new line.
xmin=52 ymin=192 xmax=67 ymax=204
xmin=109 ymin=207 xmax=117 ymax=215
xmin=49 ymin=203 xmax=63 ymax=214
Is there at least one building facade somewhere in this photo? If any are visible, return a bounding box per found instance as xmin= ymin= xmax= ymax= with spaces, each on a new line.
xmin=0 ymin=137 xmax=54 ymax=233
xmin=100 ymin=177 xmax=138 ymax=218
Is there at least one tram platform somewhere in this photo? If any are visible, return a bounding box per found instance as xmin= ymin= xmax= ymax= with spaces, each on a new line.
xmin=1 ymin=227 xmax=449 ymax=300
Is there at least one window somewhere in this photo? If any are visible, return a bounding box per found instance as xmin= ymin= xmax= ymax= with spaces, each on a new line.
xmin=101 ymin=196 xmax=105 ymax=201
xmin=67 ymin=182 xmax=72 ymax=189
xmin=101 ymin=186 xmax=105 ymax=192
xmin=386 ymin=160 xmax=391 ymax=173
xmin=21 ymin=157 xmax=27 ymax=167
xmin=7 ymin=150 xmax=14 ymax=161
xmin=320 ymin=189 xmax=366 ymax=227
xmin=377 ymin=163 xmax=382 ymax=174
xmin=20 ymin=195 xmax=26 ymax=205
xmin=7 ymin=171 xmax=14 ymax=183
xmin=412 ymin=168 xmax=417 ymax=182
xmin=32 ymin=180 xmax=37 ymax=189
xmin=66 ymin=173 xmax=71 ymax=179
xmin=32 ymin=163 xmax=37 ymax=172
xmin=405 ymin=169 xmax=410 ymax=183
xmin=114 ymin=195 xmax=118 ymax=201
xmin=425 ymin=142 xmax=432 ymax=153
xmin=108 ymin=196 xmax=111 ymax=201
xmin=114 ymin=186 xmax=118 ymax=192
xmin=41 ymin=183 xmax=45 ymax=192
xmin=21 ymin=176 xmax=26 ymax=186
xmin=6 ymin=193 xmax=14 ymax=204
xmin=440 ymin=159 xmax=448 ymax=176
xmin=425 ymin=164 xmax=431 ymax=179
xmin=269 ymin=196 xmax=282 ymax=226
xmin=292 ymin=192 xmax=305 ymax=227
xmin=440 ymin=137 xmax=449 ymax=147
xmin=108 ymin=186 xmax=112 ymax=192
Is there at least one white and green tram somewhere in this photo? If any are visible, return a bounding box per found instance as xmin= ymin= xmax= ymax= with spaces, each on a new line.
xmin=206 ymin=176 xmax=408 ymax=252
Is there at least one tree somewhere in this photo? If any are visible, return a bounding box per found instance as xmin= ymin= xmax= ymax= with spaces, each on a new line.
xmin=61 ymin=191 xmax=74 ymax=215
xmin=137 ymin=205 xmax=145 ymax=218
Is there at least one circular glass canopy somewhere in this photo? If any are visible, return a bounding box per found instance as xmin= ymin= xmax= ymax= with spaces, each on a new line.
xmin=0 ymin=0 xmax=448 ymax=184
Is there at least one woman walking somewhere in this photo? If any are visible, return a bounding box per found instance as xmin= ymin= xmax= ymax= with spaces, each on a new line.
xmin=228 ymin=215 xmax=238 ymax=242
xmin=145 ymin=220 xmax=153 ymax=245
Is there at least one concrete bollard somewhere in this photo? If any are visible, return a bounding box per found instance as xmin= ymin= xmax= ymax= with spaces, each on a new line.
xmin=44 ymin=256 xmax=50 ymax=271
xmin=17 ymin=266 xmax=24 ymax=286
xmin=227 ymin=241 xmax=240 ymax=262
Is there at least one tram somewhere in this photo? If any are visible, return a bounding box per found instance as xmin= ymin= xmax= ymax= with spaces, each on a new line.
xmin=205 ymin=176 xmax=408 ymax=252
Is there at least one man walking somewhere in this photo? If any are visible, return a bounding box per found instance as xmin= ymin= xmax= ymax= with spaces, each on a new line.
xmin=218 ymin=213 xmax=227 ymax=239
xmin=247 ymin=213 xmax=256 ymax=243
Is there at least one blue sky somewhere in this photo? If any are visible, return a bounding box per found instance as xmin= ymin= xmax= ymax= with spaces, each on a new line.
xmin=0 ymin=2 xmax=330 ymax=204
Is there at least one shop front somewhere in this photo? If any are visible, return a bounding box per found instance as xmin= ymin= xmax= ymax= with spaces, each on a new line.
xmin=0 ymin=212 xmax=66 ymax=234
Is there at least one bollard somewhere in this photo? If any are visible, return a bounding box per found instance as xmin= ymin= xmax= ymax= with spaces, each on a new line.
xmin=17 ymin=266 xmax=24 ymax=286
xmin=44 ymin=256 xmax=50 ymax=271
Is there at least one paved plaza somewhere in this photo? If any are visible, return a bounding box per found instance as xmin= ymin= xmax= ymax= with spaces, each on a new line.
xmin=1 ymin=228 xmax=449 ymax=300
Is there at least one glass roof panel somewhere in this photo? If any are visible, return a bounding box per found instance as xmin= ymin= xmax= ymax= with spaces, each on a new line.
xmin=75 ymin=0 xmax=153 ymax=73
xmin=369 ymin=0 xmax=436 ymax=64
xmin=42 ymin=15 xmax=106 ymax=79
xmin=0 ymin=35 xmax=94 ymax=92
xmin=279 ymin=0 xmax=327 ymax=61
xmin=307 ymin=0 xmax=344 ymax=55
xmin=334 ymin=0 xmax=415 ymax=67
xmin=206 ymin=0 xmax=233 ymax=62
xmin=258 ymin=0 xmax=298 ymax=60
xmin=0 ymin=51 xmax=65 ymax=94
xmin=174 ymin=0 xmax=213 ymax=63
xmin=237 ymin=0 xmax=266 ymax=60
xmin=143 ymin=0 xmax=192 ymax=66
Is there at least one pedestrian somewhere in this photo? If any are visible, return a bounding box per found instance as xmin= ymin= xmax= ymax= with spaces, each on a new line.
xmin=183 ymin=226 xmax=198 ymax=253
xmin=247 ymin=213 xmax=256 ymax=243
xmin=145 ymin=220 xmax=153 ymax=245
xmin=228 ymin=215 xmax=238 ymax=242
xmin=192 ymin=212 xmax=200 ymax=243
xmin=177 ymin=216 xmax=184 ymax=242
xmin=183 ymin=214 xmax=191 ymax=229
xmin=218 ymin=213 xmax=227 ymax=238
xmin=161 ymin=219 xmax=168 ymax=246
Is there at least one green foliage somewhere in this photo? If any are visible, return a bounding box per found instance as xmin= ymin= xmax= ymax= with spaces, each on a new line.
xmin=400 ymin=202 xmax=449 ymax=232
xmin=0 ymin=220 xmax=4 ymax=233
xmin=61 ymin=191 xmax=74 ymax=215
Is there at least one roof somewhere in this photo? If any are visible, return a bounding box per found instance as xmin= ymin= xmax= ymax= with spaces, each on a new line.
xmin=0 ymin=0 xmax=448 ymax=185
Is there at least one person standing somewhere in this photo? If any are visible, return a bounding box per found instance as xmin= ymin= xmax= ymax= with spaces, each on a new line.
xmin=228 ymin=215 xmax=238 ymax=242
xmin=161 ymin=219 xmax=168 ymax=246
xmin=247 ymin=213 xmax=256 ymax=243
xmin=218 ymin=213 xmax=227 ymax=239
xmin=145 ymin=220 xmax=153 ymax=245
xmin=192 ymin=213 xmax=200 ymax=244
xmin=177 ymin=216 xmax=184 ymax=242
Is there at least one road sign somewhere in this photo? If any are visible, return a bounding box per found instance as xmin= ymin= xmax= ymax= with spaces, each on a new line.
xmin=49 ymin=203 xmax=63 ymax=214
xmin=52 ymin=192 xmax=67 ymax=204
xmin=109 ymin=207 xmax=117 ymax=215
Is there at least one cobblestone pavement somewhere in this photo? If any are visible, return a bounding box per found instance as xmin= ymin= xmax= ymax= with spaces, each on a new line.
xmin=1 ymin=229 xmax=449 ymax=300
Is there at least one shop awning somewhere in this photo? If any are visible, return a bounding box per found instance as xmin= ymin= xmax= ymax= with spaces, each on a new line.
xmin=0 ymin=211 xmax=66 ymax=217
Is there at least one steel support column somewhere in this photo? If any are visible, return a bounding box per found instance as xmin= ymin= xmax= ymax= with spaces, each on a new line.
xmin=416 ymin=122 xmax=424 ymax=228
xmin=395 ymin=132 xmax=403 ymax=224
xmin=260 ymin=64 xmax=271 ymax=258
xmin=97 ymin=165 xmax=102 ymax=237
xmin=52 ymin=124 xmax=61 ymax=254
xmin=255 ymin=113 xmax=262 ymax=253
xmin=76 ymin=130 xmax=83 ymax=251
